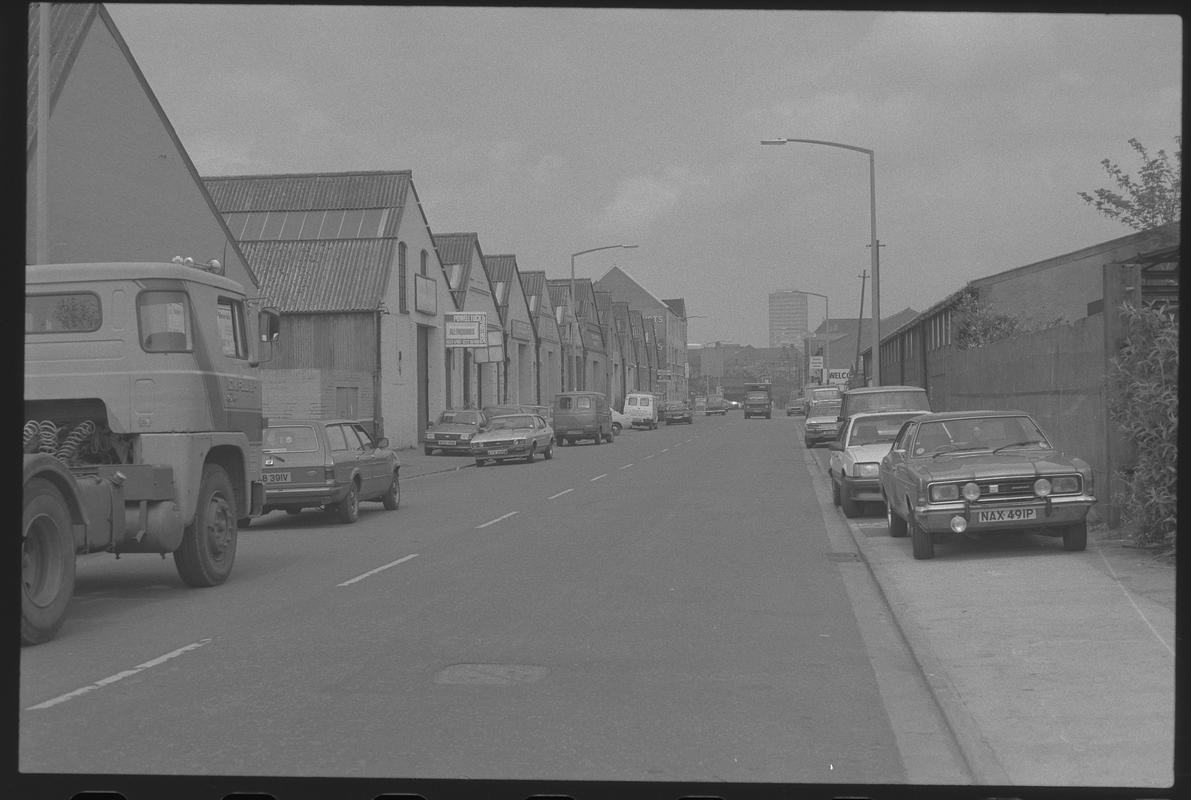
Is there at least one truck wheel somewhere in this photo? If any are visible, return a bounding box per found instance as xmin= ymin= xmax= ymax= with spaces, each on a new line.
xmin=910 ymin=514 xmax=934 ymax=559
xmin=886 ymin=497 xmax=908 ymax=538
xmin=612 ymin=422 xmax=622 ymax=435
xmin=1062 ymin=520 xmax=1087 ymax=551
xmin=336 ymin=481 xmax=360 ymax=524
xmin=381 ymin=472 xmax=401 ymax=510
xmin=22 ymin=478 xmax=76 ymax=645
xmin=175 ymin=464 xmax=237 ymax=587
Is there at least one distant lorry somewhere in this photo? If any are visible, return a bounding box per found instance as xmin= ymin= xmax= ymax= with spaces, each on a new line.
xmin=743 ymin=382 xmax=773 ymax=419
xmin=704 ymin=393 xmax=726 ymax=415
xmin=22 ymin=260 xmax=280 ymax=645
xmin=693 ymin=396 xmax=707 ymax=414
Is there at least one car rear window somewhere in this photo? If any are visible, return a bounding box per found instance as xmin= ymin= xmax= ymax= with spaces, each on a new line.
xmin=264 ymin=425 xmax=320 ymax=452
xmin=844 ymin=389 xmax=929 ymax=415
xmin=810 ymin=401 xmax=841 ymax=416
xmin=439 ymin=411 xmax=478 ymax=425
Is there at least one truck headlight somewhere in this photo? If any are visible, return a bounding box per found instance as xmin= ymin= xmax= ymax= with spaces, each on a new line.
xmin=854 ymin=462 xmax=879 ymax=478
xmin=929 ymin=484 xmax=959 ymax=502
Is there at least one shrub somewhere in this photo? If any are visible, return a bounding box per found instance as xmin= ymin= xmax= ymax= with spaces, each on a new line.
xmin=953 ymin=288 xmax=1065 ymax=350
xmin=1108 ymin=302 xmax=1178 ymax=550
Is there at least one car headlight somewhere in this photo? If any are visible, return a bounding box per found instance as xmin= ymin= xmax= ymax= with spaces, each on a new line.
xmin=853 ymin=462 xmax=879 ymax=478
xmin=1050 ymin=475 xmax=1080 ymax=494
xmin=962 ymin=482 xmax=981 ymax=501
xmin=929 ymin=484 xmax=959 ymax=502
xmin=514 ymin=438 xmax=526 ymax=446
xmin=461 ymin=433 xmax=472 ymax=440
xmin=1034 ymin=478 xmax=1052 ymax=497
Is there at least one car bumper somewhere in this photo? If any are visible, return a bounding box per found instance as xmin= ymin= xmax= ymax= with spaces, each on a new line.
xmin=264 ymin=483 xmax=347 ymax=509
xmin=840 ymin=475 xmax=882 ymax=503
xmin=427 ymin=439 xmax=473 ymax=452
xmin=804 ymin=428 xmax=838 ymax=442
xmin=913 ymin=494 xmax=1096 ymax=534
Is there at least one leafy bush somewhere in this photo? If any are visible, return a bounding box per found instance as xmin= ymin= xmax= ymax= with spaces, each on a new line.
xmin=1108 ymin=302 xmax=1178 ymax=550
xmin=953 ymin=288 xmax=1064 ymax=350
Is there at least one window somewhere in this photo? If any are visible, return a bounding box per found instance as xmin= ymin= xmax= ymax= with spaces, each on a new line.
xmin=398 ymin=242 xmax=409 ymax=313
xmin=264 ymin=425 xmax=319 ymax=452
xmin=241 ymin=212 xmax=267 ymax=240
xmin=420 ymin=249 xmax=429 ymax=276
xmin=26 ymin=293 xmax=101 ymax=333
xmin=351 ymin=423 xmax=375 ymax=449
xmin=138 ymin=291 xmax=192 ymax=352
xmin=335 ymin=386 xmax=359 ymax=419
xmin=216 ymin=297 xmax=248 ymax=358
xmin=279 ymin=211 xmax=303 ymax=239
xmin=361 ymin=208 xmax=383 ymax=237
xmin=340 ymin=424 xmax=364 ymax=451
xmin=325 ymin=423 xmax=350 ymax=452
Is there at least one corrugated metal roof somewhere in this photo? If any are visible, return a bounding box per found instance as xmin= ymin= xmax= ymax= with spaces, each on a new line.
xmin=27 ymin=3 xmax=100 ymax=159
xmin=432 ymin=233 xmax=480 ymax=307
xmin=663 ymin=298 xmax=686 ymax=318
xmin=204 ymin=171 xmax=411 ymax=231
xmin=483 ymin=254 xmax=517 ymax=312
xmin=239 ymin=239 xmax=392 ymax=313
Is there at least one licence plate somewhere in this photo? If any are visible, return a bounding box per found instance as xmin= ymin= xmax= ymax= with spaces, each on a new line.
xmin=487 ymin=449 xmax=508 ymax=455
xmin=976 ymin=508 xmax=1036 ymax=523
xmin=264 ymin=472 xmax=291 ymax=484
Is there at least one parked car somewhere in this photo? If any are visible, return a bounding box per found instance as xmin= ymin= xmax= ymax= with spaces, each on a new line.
xmin=424 ymin=408 xmax=487 ymax=455
xmin=827 ymin=411 xmax=925 ymax=518
xmin=879 ymin=410 xmax=1096 ymax=559
xmin=623 ymin=392 xmax=659 ymax=429
xmin=839 ymin=384 xmax=930 ymax=421
xmin=470 ymin=413 xmax=554 ymax=465
xmin=553 ymin=391 xmax=614 ymax=445
xmin=786 ymin=397 xmax=804 ymax=416
xmin=664 ymin=400 xmax=693 ymax=424
xmin=481 ymin=405 xmax=522 ymax=422
xmin=262 ymin=419 xmax=400 ymax=523
xmin=803 ymin=399 xmax=842 ymax=448
xmin=611 ymin=407 xmax=631 ymax=434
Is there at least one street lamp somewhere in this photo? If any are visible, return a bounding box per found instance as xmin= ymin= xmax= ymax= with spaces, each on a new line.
xmin=762 ymin=137 xmax=880 ymax=385
xmin=570 ymin=244 xmax=638 ymax=390
xmin=801 ymin=291 xmax=829 ymax=385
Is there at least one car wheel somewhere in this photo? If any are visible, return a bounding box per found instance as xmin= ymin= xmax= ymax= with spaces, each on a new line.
xmin=424 ymin=446 xmax=434 ymax=455
xmin=475 ymin=458 xmax=486 ymax=467
xmin=831 ymin=477 xmax=841 ymax=507
xmin=335 ymin=481 xmax=360 ymax=524
xmin=594 ymin=428 xmax=603 ymax=445
xmin=613 ymin=422 xmax=622 ymax=435
xmin=886 ymin=496 xmax=908 ymax=538
xmin=381 ymin=472 xmax=400 ymax=510
xmin=804 ymin=438 xmax=813 ymax=448
xmin=909 ymin=513 xmax=934 ymax=559
xmin=544 ymin=440 xmax=554 ymax=460
xmin=841 ymin=489 xmax=861 ymax=519
xmin=1062 ymin=519 xmax=1088 ymax=551
xmin=525 ymin=444 xmax=536 ymax=464
xmin=605 ymin=427 xmax=614 ymax=442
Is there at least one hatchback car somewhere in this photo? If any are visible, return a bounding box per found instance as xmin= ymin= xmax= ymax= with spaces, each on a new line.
xmin=663 ymin=400 xmax=693 ymax=424
xmin=470 ymin=413 xmax=554 ymax=465
xmin=803 ymin=399 xmax=842 ymax=448
xmin=879 ymin=410 xmax=1096 ymax=559
xmin=424 ymin=409 xmax=487 ymax=455
xmin=262 ymin=419 xmax=400 ymax=523
xmin=827 ymin=411 xmax=925 ymax=518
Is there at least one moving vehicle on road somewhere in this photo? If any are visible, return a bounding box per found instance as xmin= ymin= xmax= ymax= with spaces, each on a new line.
xmin=828 ymin=411 xmax=925 ymax=518
xmin=725 ymin=399 xmax=743 ymax=411
xmin=470 ymin=413 xmax=554 ymax=465
xmin=879 ymin=410 xmax=1095 ymax=559
xmin=263 ymin=419 xmax=400 ymax=523
xmin=787 ymin=396 xmax=804 ymax=416
xmin=424 ymin=408 xmax=487 ymax=455
xmin=803 ymin=399 xmax=842 ymax=448
xmin=743 ymin=382 xmax=773 ymax=419
xmin=623 ymin=391 xmax=659 ymax=429
xmin=663 ymin=400 xmax=693 ymax=424
xmin=705 ymin=395 xmax=727 ymax=415
xmin=554 ymin=391 xmax=615 ymax=445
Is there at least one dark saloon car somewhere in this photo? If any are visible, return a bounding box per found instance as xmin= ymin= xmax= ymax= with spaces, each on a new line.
xmin=879 ymin=410 xmax=1095 ymax=559
xmin=663 ymin=400 xmax=693 ymax=424
xmin=424 ymin=409 xmax=487 ymax=455
xmin=262 ymin=419 xmax=400 ymax=523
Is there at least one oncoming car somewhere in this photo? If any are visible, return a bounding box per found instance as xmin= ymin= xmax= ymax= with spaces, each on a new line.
xmin=828 ymin=411 xmax=924 ymax=518
xmin=470 ymin=413 xmax=554 ymax=465
xmin=262 ymin=419 xmax=400 ymax=523
xmin=879 ymin=410 xmax=1096 ymax=559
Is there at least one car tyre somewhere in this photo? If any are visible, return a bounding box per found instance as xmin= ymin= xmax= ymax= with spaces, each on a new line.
xmin=886 ymin=497 xmax=908 ymax=538
xmin=544 ymin=440 xmax=554 ymax=460
xmin=335 ymin=481 xmax=360 ymax=524
xmin=909 ymin=513 xmax=934 ymax=559
xmin=593 ymin=428 xmax=603 ymax=445
xmin=424 ymin=446 xmax=434 ymax=455
xmin=804 ymin=438 xmax=813 ymax=449
xmin=525 ymin=444 xmax=536 ymax=464
xmin=381 ymin=472 xmax=400 ymax=510
xmin=475 ymin=458 xmax=486 ymax=467
xmin=1062 ymin=519 xmax=1088 ymax=551
xmin=831 ymin=477 xmax=841 ymax=507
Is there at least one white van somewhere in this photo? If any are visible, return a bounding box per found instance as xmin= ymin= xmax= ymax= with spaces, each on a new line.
xmin=623 ymin=392 xmax=659 ymax=429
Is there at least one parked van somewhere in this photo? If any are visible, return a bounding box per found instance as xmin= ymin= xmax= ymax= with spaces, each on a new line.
xmin=553 ymin=391 xmax=614 ymax=446
xmin=623 ymin=391 xmax=659 ymax=429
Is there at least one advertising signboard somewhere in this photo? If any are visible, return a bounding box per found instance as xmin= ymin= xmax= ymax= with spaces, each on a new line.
xmin=827 ymin=368 xmax=851 ymax=385
xmin=445 ymin=312 xmax=486 ymax=347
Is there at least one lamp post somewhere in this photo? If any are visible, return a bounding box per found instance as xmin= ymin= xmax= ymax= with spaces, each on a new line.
xmin=570 ymin=244 xmax=637 ymax=390
xmin=761 ymin=137 xmax=880 ymax=385
xmin=801 ymin=291 xmax=829 ymax=385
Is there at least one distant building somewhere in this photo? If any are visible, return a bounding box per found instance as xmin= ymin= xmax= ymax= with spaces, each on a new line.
xmin=768 ymin=290 xmax=811 ymax=348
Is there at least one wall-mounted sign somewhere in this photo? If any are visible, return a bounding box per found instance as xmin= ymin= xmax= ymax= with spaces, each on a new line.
xmin=414 ymin=274 xmax=437 ymax=315
xmin=827 ymin=368 xmax=851 ymax=385
xmin=511 ymin=319 xmax=533 ymax=342
xmin=445 ymin=312 xmax=486 ymax=347
xmin=472 ymin=329 xmax=505 ymax=363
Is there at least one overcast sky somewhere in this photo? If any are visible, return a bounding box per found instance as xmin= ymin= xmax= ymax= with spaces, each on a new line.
xmin=106 ymin=5 xmax=1181 ymax=346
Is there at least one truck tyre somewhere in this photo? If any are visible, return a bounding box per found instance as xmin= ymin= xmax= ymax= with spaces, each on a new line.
xmin=175 ymin=464 xmax=238 ymax=587
xmin=910 ymin=514 xmax=934 ymax=559
xmin=612 ymin=422 xmax=622 ymax=435
xmin=22 ymin=478 xmax=77 ymax=645
xmin=886 ymin=497 xmax=908 ymax=538
xmin=335 ymin=480 xmax=360 ymax=524
xmin=382 ymin=472 xmax=401 ymax=510
xmin=1062 ymin=519 xmax=1088 ymax=551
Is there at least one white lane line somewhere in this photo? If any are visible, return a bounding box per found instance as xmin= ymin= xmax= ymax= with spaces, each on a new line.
xmin=661 ymin=448 xmax=670 ymax=453
xmin=673 ymin=441 xmax=684 ymax=447
xmin=27 ymin=638 xmax=213 ymax=710
xmin=644 ymin=454 xmax=655 ymax=460
xmin=338 ymin=553 xmax=420 ymax=586
xmin=476 ymin=511 xmax=519 ymax=529
xmin=619 ymin=463 xmax=634 ymax=470
xmin=548 ymin=488 xmax=574 ymax=500
xmin=590 ymin=473 xmax=607 ymax=482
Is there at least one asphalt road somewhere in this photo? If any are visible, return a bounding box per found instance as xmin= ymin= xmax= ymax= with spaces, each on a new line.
xmin=20 ymin=414 xmax=968 ymax=786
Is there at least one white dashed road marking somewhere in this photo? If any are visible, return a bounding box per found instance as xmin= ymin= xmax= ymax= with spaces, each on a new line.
xmin=547 ymin=488 xmax=574 ymax=500
xmin=338 ymin=553 xmax=420 ymax=586
xmin=476 ymin=511 xmax=519 ymax=529
xmin=619 ymin=463 xmax=634 ymax=470
xmin=590 ymin=473 xmax=607 ymax=482
xmin=27 ymin=638 xmax=213 ymax=710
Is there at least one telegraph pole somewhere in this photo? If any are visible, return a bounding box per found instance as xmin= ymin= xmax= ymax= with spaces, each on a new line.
xmin=854 ymin=270 xmax=867 ymax=380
